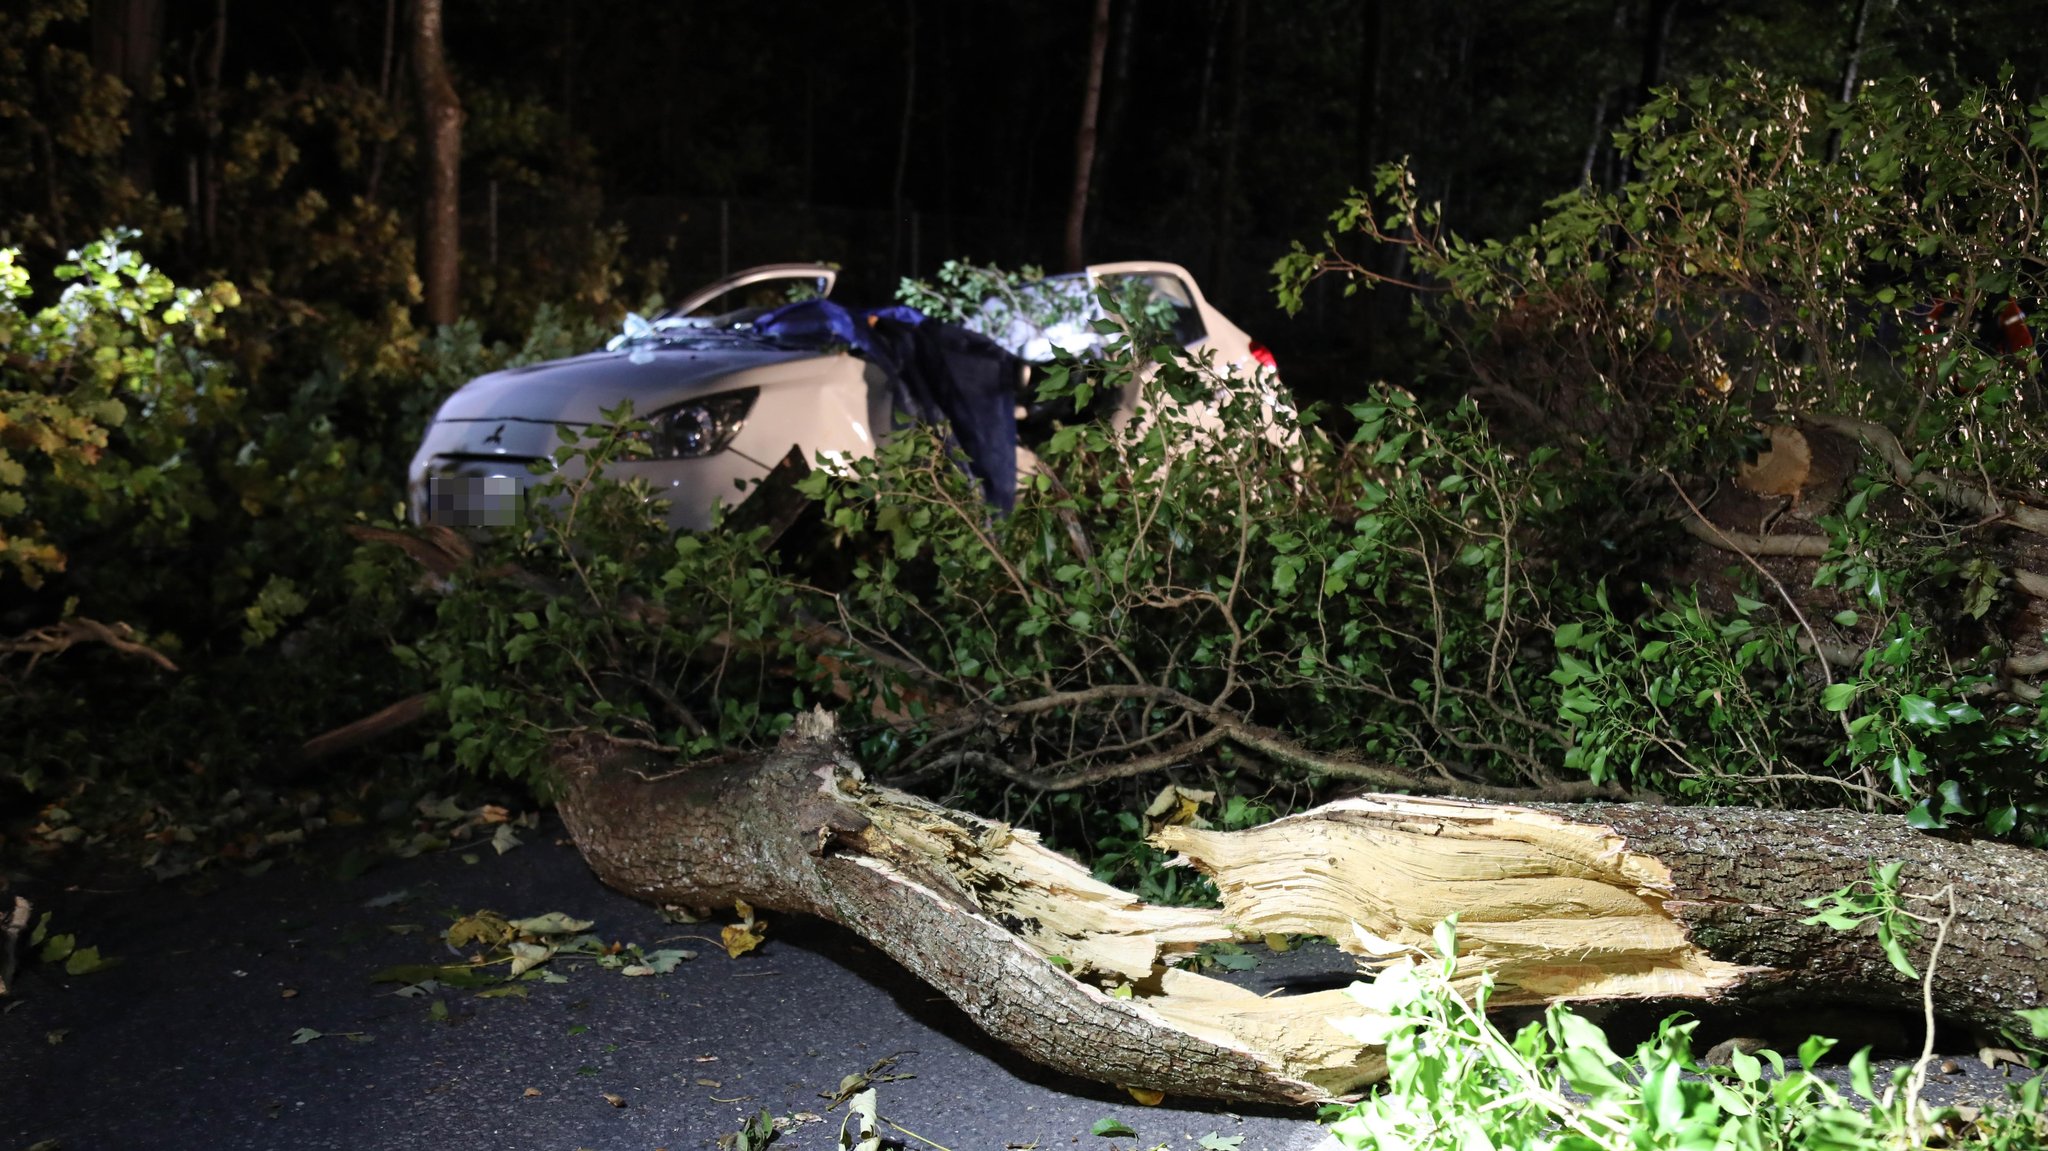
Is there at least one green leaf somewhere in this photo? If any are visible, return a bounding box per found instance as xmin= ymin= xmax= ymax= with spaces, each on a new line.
xmin=1090 ymin=1117 xmax=1138 ymax=1138
xmin=1848 ymin=1048 xmax=1878 ymax=1103
xmin=62 ymin=946 xmax=119 ymax=976
xmin=1553 ymin=651 xmax=1596 ymax=683
xmin=2019 ymin=1007 xmax=2048 ymax=1039
xmin=1897 ymin=695 xmax=1946 ymax=728
xmin=290 ymin=1027 xmax=323 ymax=1045
xmin=1936 ymin=779 xmax=1971 ymax=816
xmin=38 ymin=932 xmax=76 ymax=964
xmin=1820 ymin=682 xmax=1858 ymax=712
xmin=1877 ymin=924 xmax=1919 ymax=979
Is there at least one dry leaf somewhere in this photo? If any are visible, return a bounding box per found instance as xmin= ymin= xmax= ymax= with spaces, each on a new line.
xmin=1143 ymin=784 xmax=1215 ymax=831
xmin=445 ymin=910 xmax=515 ymax=950
xmin=522 ymin=1087 xmax=542 ymax=1098
xmin=722 ymin=900 xmax=766 ymax=958
xmin=1124 ymin=1085 xmax=1165 ymax=1106
xmin=721 ymin=922 xmax=765 ymax=959
xmin=601 ymin=1092 xmax=626 ymax=1108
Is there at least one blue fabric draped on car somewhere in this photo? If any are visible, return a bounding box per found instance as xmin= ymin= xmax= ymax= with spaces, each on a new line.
xmin=753 ymin=298 xmax=926 ymax=357
xmin=754 ymin=299 xmax=1019 ymax=512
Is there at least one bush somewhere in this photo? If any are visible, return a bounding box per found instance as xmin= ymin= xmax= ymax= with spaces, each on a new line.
xmin=1276 ymin=71 xmax=2048 ymax=840
xmin=1 ymin=230 xmax=616 ymax=869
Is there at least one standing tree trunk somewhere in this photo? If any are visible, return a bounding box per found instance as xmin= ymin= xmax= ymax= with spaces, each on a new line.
xmin=90 ymin=0 xmax=165 ymax=191
xmin=1085 ymin=0 xmax=1139 ymax=254
xmin=1579 ymin=0 xmax=1630 ymax=190
xmin=1828 ymin=0 xmax=1882 ymax=162
xmin=1633 ymin=0 xmax=1679 ymax=106
xmin=1354 ymin=0 xmax=1383 ymax=193
xmin=1209 ymin=0 xmax=1248 ymax=288
xmin=413 ymin=0 xmax=463 ymax=329
xmin=550 ymin=717 xmax=2048 ymax=1106
xmin=890 ymin=0 xmax=918 ymax=277
xmin=197 ymin=0 xmax=227 ymax=252
xmin=367 ymin=0 xmax=398 ymax=204
xmin=1062 ymin=0 xmax=1113 ymax=271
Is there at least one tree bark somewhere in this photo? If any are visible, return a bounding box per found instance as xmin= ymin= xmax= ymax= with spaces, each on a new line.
xmin=413 ymin=0 xmax=463 ymax=328
xmin=1086 ymin=0 xmax=1139 ymax=252
xmin=890 ymin=0 xmax=918 ymax=276
xmin=1062 ymin=0 xmax=1113 ymax=271
xmin=1633 ymin=0 xmax=1679 ymax=108
xmin=1829 ymin=0 xmax=1882 ymax=162
xmin=196 ymin=0 xmax=227 ymax=252
xmin=551 ymin=716 xmax=2048 ymax=1106
xmin=1355 ymin=0 xmax=1384 ymax=191
xmin=90 ymin=0 xmax=165 ymax=190
xmin=1209 ymin=0 xmax=1248 ymax=288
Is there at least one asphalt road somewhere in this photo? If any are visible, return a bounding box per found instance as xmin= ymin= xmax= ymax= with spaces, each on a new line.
xmin=2 ymin=816 xmax=1333 ymax=1151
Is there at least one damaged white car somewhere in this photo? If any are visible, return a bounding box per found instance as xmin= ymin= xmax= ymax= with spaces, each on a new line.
xmin=407 ymin=260 xmax=1281 ymax=532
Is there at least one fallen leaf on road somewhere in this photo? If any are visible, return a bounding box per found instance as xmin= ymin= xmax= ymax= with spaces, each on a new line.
xmin=445 ymin=911 xmax=515 ymax=950
xmin=721 ymin=900 xmax=766 ymax=959
xmin=1124 ymin=1086 xmax=1164 ymax=1105
xmin=1090 ymin=1116 xmax=1136 ymax=1138
xmin=510 ymin=912 xmax=593 ymax=936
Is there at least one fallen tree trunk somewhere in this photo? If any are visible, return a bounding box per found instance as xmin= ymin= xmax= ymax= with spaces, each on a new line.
xmin=553 ymin=715 xmax=2048 ymax=1106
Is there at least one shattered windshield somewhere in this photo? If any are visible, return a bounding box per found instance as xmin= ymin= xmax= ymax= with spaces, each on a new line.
xmin=968 ymin=276 xmax=1099 ymax=362
xmin=968 ymin=273 xmax=1196 ymax=361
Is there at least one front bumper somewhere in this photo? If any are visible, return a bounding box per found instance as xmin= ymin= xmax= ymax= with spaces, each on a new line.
xmin=406 ymin=417 xmax=782 ymax=533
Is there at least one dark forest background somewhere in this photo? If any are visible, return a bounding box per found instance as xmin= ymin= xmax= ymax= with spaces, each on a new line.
xmin=11 ymin=0 xmax=2048 ymax=392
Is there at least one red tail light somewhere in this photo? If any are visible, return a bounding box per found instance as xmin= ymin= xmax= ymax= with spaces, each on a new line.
xmin=1249 ymin=340 xmax=1278 ymax=369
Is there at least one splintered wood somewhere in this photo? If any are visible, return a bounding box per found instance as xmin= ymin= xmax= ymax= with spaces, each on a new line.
xmin=1156 ymin=796 xmax=1753 ymax=1002
xmin=848 ymin=791 xmax=1747 ymax=1097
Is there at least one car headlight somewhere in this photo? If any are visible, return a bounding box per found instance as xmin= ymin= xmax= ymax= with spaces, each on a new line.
xmin=629 ymin=388 xmax=757 ymax=459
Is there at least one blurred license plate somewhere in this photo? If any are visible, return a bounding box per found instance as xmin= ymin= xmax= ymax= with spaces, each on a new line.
xmin=425 ymin=474 xmax=522 ymax=527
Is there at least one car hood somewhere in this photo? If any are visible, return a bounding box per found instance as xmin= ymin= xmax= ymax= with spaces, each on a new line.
xmin=433 ymin=344 xmax=817 ymax=424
